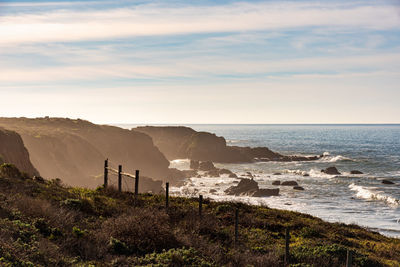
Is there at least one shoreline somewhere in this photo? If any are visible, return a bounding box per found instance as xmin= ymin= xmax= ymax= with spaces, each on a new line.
xmin=1 ymin=166 xmax=400 ymax=266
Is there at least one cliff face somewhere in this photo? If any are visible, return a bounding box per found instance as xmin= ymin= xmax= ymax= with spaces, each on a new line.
xmin=134 ymin=126 xmax=321 ymax=163
xmin=0 ymin=118 xmax=170 ymax=189
xmin=0 ymin=127 xmax=39 ymax=176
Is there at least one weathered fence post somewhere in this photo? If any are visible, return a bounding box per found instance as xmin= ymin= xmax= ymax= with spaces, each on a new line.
xmin=118 ymin=165 xmax=122 ymax=192
xmin=135 ymin=170 xmax=139 ymax=197
xmin=199 ymin=195 xmax=203 ymax=218
xmin=234 ymin=208 xmax=239 ymax=246
xmin=165 ymin=182 xmax=169 ymax=209
xmin=104 ymin=159 xmax=108 ymax=188
xmin=284 ymin=228 xmax=290 ymax=266
xmin=346 ymin=250 xmax=353 ymax=267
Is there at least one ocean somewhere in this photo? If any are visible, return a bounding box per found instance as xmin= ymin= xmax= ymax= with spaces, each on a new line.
xmin=120 ymin=124 xmax=400 ymax=238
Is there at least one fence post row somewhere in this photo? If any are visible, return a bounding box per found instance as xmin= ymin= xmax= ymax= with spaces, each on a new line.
xmin=165 ymin=182 xmax=169 ymax=209
xmin=284 ymin=228 xmax=290 ymax=266
xmin=199 ymin=195 xmax=203 ymax=218
xmin=118 ymin=165 xmax=122 ymax=192
xmin=346 ymin=250 xmax=353 ymax=267
xmin=135 ymin=170 xmax=139 ymax=196
xmin=104 ymin=159 xmax=108 ymax=187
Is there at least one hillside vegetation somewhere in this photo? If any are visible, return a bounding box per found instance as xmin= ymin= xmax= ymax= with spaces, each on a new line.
xmin=0 ymin=163 xmax=399 ymax=266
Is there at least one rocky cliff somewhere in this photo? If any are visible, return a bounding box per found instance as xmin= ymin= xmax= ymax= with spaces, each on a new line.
xmin=0 ymin=118 xmax=173 ymax=190
xmin=0 ymin=127 xmax=39 ymax=176
xmin=134 ymin=126 xmax=322 ymax=163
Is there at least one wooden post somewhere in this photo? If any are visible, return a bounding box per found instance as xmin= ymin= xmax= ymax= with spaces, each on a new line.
xmin=199 ymin=195 xmax=203 ymax=218
xmin=346 ymin=250 xmax=353 ymax=267
xmin=104 ymin=159 xmax=108 ymax=187
xmin=135 ymin=170 xmax=139 ymax=196
xmin=118 ymin=165 xmax=122 ymax=192
xmin=234 ymin=209 xmax=239 ymax=246
xmin=165 ymin=182 xmax=169 ymax=209
xmin=284 ymin=228 xmax=290 ymax=266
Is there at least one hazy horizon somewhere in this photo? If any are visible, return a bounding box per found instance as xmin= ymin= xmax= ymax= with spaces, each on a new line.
xmin=1 ymin=0 xmax=400 ymax=124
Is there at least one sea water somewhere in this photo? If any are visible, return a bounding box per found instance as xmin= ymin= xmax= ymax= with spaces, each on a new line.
xmin=120 ymin=124 xmax=400 ymax=238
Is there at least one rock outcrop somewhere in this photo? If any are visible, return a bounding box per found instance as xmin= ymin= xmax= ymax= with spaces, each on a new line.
xmin=350 ymin=170 xmax=363 ymax=174
xmin=225 ymin=179 xmax=279 ymax=197
xmin=0 ymin=127 xmax=38 ymax=176
xmin=0 ymin=118 xmax=178 ymax=191
xmin=321 ymin=167 xmax=341 ymax=175
xmin=134 ymin=126 xmax=323 ymax=163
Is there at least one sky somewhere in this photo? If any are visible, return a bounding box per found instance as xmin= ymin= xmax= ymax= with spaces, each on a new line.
xmin=0 ymin=0 xmax=399 ymax=124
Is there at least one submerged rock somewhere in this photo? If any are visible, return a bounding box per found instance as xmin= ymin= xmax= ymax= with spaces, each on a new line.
xmin=281 ymin=181 xmax=298 ymax=186
xmin=321 ymin=167 xmax=341 ymax=175
xmin=350 ymin=170 xmax=363 ymax=174
xmin=249 ymin=188 xmax=279 ymax=197
xmin=272 ymin=180 xmax=281 ymax=185
xmin=293 ymin=186 xmax=305 ymax=191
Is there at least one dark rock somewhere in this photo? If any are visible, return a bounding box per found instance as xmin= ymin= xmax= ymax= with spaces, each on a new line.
xmin=190 ymin=160 xmax=199 ymax=170
xmin=225 ymin=179 xmax=258 ymax=195
xmin=293 ymin=186 xmax=305 ymax=191
xmin=209 ymin=189 xmax=217 ymax=193
xmin=281 ymin=181 xmax=298 ymax=186
xmin=206 ymin=169 xmax=220 ymax=177
xmin=350 ymin=170 xmax=363 ymax=174
xmin=272 ymin=180 xmax=281 ymax=185
xmin=199 ymin=161 xmax=216 ymax=171
xmin=249 ymin=188 xmax=279 ymax=197
xmin=321 ymin=167 xmax=341 ymax=175
xmin=303 ymin=173 xmax=310 ymax=177
xmin=229 ymin=173 xmax=238 ymax=178
xmin=382 ymin=180 xmax=395 ymax=185
xmin=273 ymin=172 xmax=282 ymax=175
xmin=225 ymin=179 xmax=279 ymax=197
xmin=232 ymin=181 xmax=239 ymax=184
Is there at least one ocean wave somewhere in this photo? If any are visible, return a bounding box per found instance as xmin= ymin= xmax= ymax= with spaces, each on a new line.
xmin=349 ymin=183 xmax=399 ymax=206
xmin=320 ymin=154 xmax=353 ymax=163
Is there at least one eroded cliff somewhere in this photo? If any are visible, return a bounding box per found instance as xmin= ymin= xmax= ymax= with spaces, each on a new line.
xmin=0 ymin=118 xmax=171 ymax=189
xmin=0 ymin=127 xmax=38 ymax=176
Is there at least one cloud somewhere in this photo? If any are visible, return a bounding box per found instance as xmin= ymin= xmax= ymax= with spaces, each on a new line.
xmin=0 ymin=1 xmax=399 ymax=45
xmin=1 ymin=51 xmax=399 ymax=83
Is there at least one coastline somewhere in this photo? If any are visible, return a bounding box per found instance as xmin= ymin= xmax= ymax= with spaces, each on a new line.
xmin=0 ymin=166 xmax=399 ymax=266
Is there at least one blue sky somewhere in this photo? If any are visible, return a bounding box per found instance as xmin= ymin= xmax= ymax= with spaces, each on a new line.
xmin=0 ymin=0 xmax=399 ymax=123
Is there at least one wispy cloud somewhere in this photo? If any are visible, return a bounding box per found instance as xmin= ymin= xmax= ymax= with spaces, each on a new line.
xmin=0 ymin=1 xmax=399 ymax=45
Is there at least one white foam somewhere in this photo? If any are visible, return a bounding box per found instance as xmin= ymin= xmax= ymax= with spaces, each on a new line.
xmin=169 ymin=159 xmax=191 ymax=170
xmin=349 ymin=183 xmax=399 ymax=206
xmin=319 ymin=155 xmax=352 ymax=163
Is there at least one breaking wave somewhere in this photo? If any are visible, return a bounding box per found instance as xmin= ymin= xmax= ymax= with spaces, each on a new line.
xmin=349 ymin=183 xmax=399 ymax=206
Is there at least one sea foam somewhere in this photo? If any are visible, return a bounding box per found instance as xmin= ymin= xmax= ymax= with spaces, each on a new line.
xmin=349 ymin=183 xmax=399 ymax=206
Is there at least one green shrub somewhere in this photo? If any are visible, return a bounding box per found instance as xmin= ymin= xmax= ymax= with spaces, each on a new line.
xmin=109 ymin=237 xmax=130 ymax=255
xmin=0 ymin=163 xmax=21 ymax=178
xmin=137 ymin=247 xmax=213 ymax=266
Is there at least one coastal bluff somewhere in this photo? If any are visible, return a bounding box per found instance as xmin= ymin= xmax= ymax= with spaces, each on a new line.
xmin=0 ymin=127 xmax=39 ymax=176
xmin=0 ymin=118 xmax=175 ymax=190
xmin=134 ymin=126 xmax=322 ymax=163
